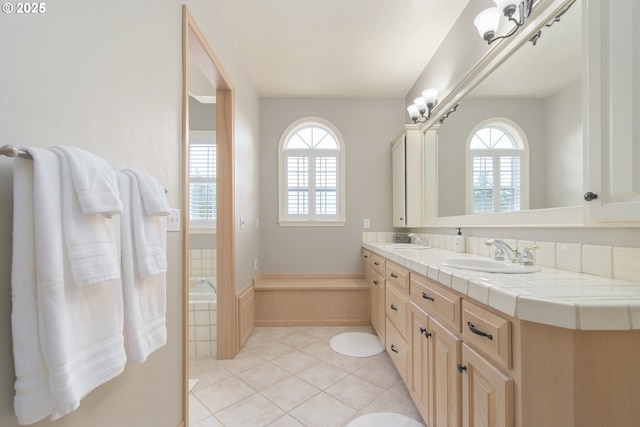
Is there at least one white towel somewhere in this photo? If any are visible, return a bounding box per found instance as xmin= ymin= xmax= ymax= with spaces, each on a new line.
xmin=118 ymin=171 xmax=167 ymax=364
xmin=122 ymin=168 xmax=170 ymax=217
xmin=11 ymin=147 xmax=127 ymax=423
xmin=52 ymin=145 xmax=122 ymax=217
xmin=50 ymin=146 xmax=121 ymax=286
xmin=121 ymin=169 xmax=168 ymax=278
xmin=11 ymin=157 xmax=53 ymax=425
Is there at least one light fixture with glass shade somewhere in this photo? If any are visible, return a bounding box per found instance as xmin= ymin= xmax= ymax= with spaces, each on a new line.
xmin=474 ymin=0 xmax=534 ymax=44
xmin=406 ymin=88 xmax=439 ymax=123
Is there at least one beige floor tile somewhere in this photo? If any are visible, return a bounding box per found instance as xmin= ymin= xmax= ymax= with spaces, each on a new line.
xmin=325 ymin=374 xmax=386 ymax=410
xmin=299 ymin=339 xmax=339 ymax=360
xmin=194 ymin=376 xmax=256 ymax=413
xmin=271 ymin=349 xmax=319 ymax=374
xmin=191 ymin=415 xmax=224 ymax=427
xmin=189 ymin=393 xmax=212 ymax=424
xmin=280 ymin=331 xmax=321 ymax=349
xmin=237 ymin=362 xmax=291 ymax=391
xmin=353 ymin=354 xmax=401 ymax=388
xmin=267 ymin=414 xmax=304 ymax=426
xmin=295 ymin=361 xmax=349 ymax=389
xmin=189 ymin=326 xmax=422 ymax=426
xmin=248 ymin=341 xmax=297 ymax=361
xmin=214 ymin=393 xmax=284 ymax=427
xmin=361 ymin=389 xmax=424 ymax=422
xmin=260 ymin=375 xmax=320 ymax=411
xmin=289 ymin=392 xmax=357 ymax=427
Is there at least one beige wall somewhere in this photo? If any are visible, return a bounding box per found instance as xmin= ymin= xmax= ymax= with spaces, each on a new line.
xmin=0 ymin=0 xmax=259 ymax=425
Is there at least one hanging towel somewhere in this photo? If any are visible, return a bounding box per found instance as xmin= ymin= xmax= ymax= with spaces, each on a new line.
xmin=11 ymin=147 xmax=127 ymax=423
xmin=118 ymin=171 xmax=167 ymax=364
xmin=49 ymin=146 xmax=121 ymax=286
xmin=122 ymin=168 xmax=170 ymax=217
xmin=121 ymin=169 xmax=168 ymax=278
xmin=51 ymin=145 xmax=122 ymax=217
xmin=11 ymin=157 xmax=53 ymax=425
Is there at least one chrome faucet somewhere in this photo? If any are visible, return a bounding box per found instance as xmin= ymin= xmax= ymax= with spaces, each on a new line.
xmin=485 ymin=239 xmax=537 ymax=265
xmin=196 ymin=278 xmax=217 ymax=292
xmin=408 ymin=233 xmax=428 ymax=246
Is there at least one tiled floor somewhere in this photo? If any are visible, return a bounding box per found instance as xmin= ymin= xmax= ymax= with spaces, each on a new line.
xmin=189 ymin=325 xmax=424 ymax=427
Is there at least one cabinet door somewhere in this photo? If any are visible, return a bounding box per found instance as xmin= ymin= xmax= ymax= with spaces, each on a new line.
xmin=410 ymin=303 xmax=431 ymax=422
xmin=371 ymin=272 xmax=385 ymax=341
xmin=392 ymin=133 xmax=407 ymax=227
xmin=460 ymin=344 xmax=513 ymax=427
xmin=430 ymin=317 xmax=461 ymax=427
xmin=585 ymin=0 xmax=640 ymax=221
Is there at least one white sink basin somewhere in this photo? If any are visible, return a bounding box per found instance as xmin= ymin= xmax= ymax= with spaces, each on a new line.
xmin=384 ymin=243 xmax=430 ymax=250
xmin=441 ymin=257 xmax=541 ymax=273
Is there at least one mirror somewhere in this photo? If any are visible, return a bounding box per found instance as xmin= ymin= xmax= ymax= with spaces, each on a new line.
xmin=433 ymin=0 xmax=582 ymax=218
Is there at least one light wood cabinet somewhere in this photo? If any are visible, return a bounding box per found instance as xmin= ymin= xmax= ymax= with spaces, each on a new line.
xmin=410 ymin=301 xmax=461 ymax=427
xmin=386 ymin=317 xmax=409 ymax=383
xmin=365 ymin=251 xmax=385 ymax=341
xmin=460 ymin=344 xmax=514 ymax=427
xmin=584 ymin=0 xmax=640 ymax=222
xmin=392 ymin=125 xmax=428 ymax=227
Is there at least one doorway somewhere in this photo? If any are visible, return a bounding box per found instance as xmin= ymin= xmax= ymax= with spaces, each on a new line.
xmin=182 ymin=5 xmax=237 ymax=424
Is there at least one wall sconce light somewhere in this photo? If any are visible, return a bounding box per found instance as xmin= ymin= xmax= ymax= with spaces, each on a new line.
xmin=407 ymin=88 xmax=439 ymax=123
xmin=474 ymin=0 xmax=534 ymax=44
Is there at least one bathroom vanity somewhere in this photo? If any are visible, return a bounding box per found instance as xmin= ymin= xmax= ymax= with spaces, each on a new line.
xmin=363 ymin=242 xmax=640 ymax=427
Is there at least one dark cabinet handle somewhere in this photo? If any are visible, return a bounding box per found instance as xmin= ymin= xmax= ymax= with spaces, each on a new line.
xmin=422 ymin=292 xmax=435 ymax=302
xmin=390 ymin=273 xmax=398 ymax=279
xmin=419 ymin=327 xmax=431 ymax=338
xmin=584 ymin=191 xmax=598 ymax=202
xmin=364 ymin=255 xmax=369 ymax=259
xmin=467 ymin=321 xmax=493 ymax=340
xmin=374 ymin=261 xmax=380 ymax=266
xmin=390 ymin=304 xmax=398 ymax=311
xmin=391 ymin=344 xmax=398 ymax=354
xmin=373 ymin=280 xmax=379 ymax=285
xmin=457 ymin=364 xmax=467 ymax=373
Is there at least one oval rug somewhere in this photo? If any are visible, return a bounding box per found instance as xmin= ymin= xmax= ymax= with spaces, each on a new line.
xmin=329 ymin=332 xmax=384 ymax=358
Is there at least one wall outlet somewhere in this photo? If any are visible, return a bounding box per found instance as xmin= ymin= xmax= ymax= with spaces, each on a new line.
xmin=166 ymin=208 xmax=180 ymax=232
xmin=254 ymin=258 xmax=258 ymax=271
xmin=363 ymin=218 xmax=370 ymax=229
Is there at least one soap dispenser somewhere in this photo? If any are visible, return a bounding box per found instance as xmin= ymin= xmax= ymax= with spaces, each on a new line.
xmin=454 ymin=228 xmax=465 ymax=253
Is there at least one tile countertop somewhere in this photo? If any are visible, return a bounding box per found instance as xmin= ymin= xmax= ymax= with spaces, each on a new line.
xmin=363 ymin=242 xmax=640 ymax=331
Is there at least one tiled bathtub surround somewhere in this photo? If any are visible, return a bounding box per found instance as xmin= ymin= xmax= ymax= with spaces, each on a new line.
xmin=363 ymin=237 xmax=640 ymax=331
xmin=189 ymin=300 xmax=217 ymax=358
xmin=189 ymin=248 xmax=216 ymax=278
xmin=363 ymin=232 xmax=640 ymax=283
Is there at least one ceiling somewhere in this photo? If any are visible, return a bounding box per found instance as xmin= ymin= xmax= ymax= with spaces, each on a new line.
xmin=215 ymin=0 xmax=470 ymax=98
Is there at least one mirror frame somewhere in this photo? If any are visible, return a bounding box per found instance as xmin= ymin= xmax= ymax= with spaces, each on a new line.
xmin=182 ymin=6 xmax=237 ymax=425
xmin=420 ymin=0 xmax=584 ymax=228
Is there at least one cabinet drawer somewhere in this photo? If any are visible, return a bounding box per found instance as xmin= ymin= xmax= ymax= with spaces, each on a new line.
xmin=386 ymin=283 xmax=409 ymax=338
xmin=371 ymin=253 xmax=385 ymax=276
xmin=462 ymin=301 xmax=512 ymax=369
xmin=386 ymin=260 xmax=409 ymax=293
xmin=385 ymin=317 xmax=409 ymax=383
xmin=411 ymin=273 xmax=461 ymax=332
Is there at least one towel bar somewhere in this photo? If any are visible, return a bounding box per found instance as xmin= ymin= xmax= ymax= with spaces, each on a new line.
xmin=1 ymin=145 xmax=32 ymax=159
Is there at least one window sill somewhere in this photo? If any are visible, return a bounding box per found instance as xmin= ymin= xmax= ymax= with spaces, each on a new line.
xmin=278 ymin=220 xmax=346 ymax=227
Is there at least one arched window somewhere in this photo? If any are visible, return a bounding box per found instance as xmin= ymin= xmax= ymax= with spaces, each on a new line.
xmin=467 ymin=119 xmax=528 ymax=214
xmin=278 ymin=117 xmax=346 ymax=225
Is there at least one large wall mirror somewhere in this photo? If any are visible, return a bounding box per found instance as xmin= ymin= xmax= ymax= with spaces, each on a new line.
xmin=427 ymin=0 xmax=582 ymax=226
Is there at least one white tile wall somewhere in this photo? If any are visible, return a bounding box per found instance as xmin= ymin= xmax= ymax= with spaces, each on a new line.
xmin=190 ymin=249 xmax=217 ymax=278
xmin=189 ymin=300 xmax=217 ymax=358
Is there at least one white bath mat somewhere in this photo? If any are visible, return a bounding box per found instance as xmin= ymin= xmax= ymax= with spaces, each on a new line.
xmin=330 ymin=332 xmax=384 ymax=358
xmin=347 ymin=412 xmax=425 ymax=427
xmin=188 ymin=379 xmax=199 ymax=392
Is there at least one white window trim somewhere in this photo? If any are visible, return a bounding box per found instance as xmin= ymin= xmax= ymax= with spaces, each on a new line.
xmin=465 ymin=118 xmax=530 ymax=214
xmin=189 ymin=130 xmax=217 ymax=231
xmin=278 ymin=117 xmax=346 ymax=226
